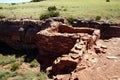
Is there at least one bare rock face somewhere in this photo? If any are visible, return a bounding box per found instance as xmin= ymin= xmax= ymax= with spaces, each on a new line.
xmin=0 ymin=19 xmax=66 ymax=50
xmin=0 ymin=20 xmax=40 ymax=49
xmin=36 ymin=22 xmax=100 ymax=73
xmin=51 ymin=54 xmax=79 ymax=75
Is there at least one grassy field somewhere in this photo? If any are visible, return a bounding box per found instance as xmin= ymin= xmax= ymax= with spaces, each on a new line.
xmin=0 ymin=0 xmax=120 ymax=23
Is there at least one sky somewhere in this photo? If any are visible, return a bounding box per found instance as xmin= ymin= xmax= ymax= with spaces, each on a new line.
xmin=0 ymin=0 xmax=31 ymax=3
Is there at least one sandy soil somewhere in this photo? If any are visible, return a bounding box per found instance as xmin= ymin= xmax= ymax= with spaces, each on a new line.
xmin=74 ymin=38 xmax=120 ymax=80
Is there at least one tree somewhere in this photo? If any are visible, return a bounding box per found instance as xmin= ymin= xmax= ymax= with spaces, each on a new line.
xmin=31 ymin=0 xmax=44 ymax=2
xmin=106 ymin=0 xmax=110 ymax=2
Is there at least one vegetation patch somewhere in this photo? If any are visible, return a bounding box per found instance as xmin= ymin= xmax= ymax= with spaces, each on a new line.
xmin=40 ymin=12 xmax=50 ymax=20
xmin=48 ymin=6 xmax=57 ymax=11
xmin=30 ymin=59 xmax=39 ymax=67
xmin=0 ymin=7 xmax=3 ymax=9
xmin=31 ymin=0 xmax=44 ymax=2
xmin=0 ymin=15 xmax=6 ymax=19
xmin=67 ymin=17 xmax=75 ymax=25
xmin=10 ymin=63 xmax=20 ymax=71
xmin=0 ymin=70 xmax=11 ymax=80
xmin=11 ymin=3 xmax=16 ymax=5
xmin=40 ymin=6 xmax=60 ymax=20
xmin=38 ymin=71 xmax=48 ymax=80
xmin=95 ymin=16 xmax=101 ymax=20
xmin=0 ymin=55 xmax=16 ymax=66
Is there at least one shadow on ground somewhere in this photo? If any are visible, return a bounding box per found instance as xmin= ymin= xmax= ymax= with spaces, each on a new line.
xmin=0 ymin=42 xmax=38 ymax=62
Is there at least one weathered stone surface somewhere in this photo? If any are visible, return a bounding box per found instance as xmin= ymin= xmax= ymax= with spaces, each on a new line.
xmin=51 ymin=55 xmax=79 ymax=75
xmin=36 ymin=22 xmax=101 ymax=75
xmin=72 ymin=19 xmax=120 ymax=39
xmin=50 ymin=17 xmax=65 ymax=23
xmin=36 ymin=32 xmax=77 ymax=54
xmin=36 ymin=22 xmax=95 ymax=56
xmin=36 ymin=23 xmax=96 ymax=53
xmin=0 ymin=20 xmax=41 ymax=49
xmin=0 ymin=18 xmax=119 ymax=50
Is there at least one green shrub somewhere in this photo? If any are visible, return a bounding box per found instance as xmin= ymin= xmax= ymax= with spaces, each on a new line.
xmin=23 ymin=70 xmax=36 ymax=80
xmin=0 ymin=54 xmax=3 ymax=59
xmin=48 ymin=6 xmax=57 ymax=11
xmin=40 ymin=12 xmax=50 ymax=20
xmin=38 ymin=71 xmax=48 ymax=80
xmin=0 ymin=70 xmax=10 ymax=80
xmin=40 ymin=6 xmax=60 ymax=20
xmin=63 ymin=8 xmax=67 ymax=11
xmin=106 ymin=0 xmax=110 ymax=2
xmin=11 ymin=3 xmax=16 ymax=5
xmin=10 ymin=63 xmax=20 ymax=71
xmin=67 ymin=17 xmax=74 ymax=25
xmin=0 ymin=55 xmax=16 ymax=66
xmin=30 ymin=59 xmax=39 ymax=67
xmin=95 ymin=16 xmax=101 ymax=20
xmin=49 ymin=11 xmax=60 ymax=17
xmin=40 ymin=11 xmax=60 ymax=20
xmin=31 ymin=0 xmax=44 ymax=2
xmin=0 ymin=15 xmax=5 ymax=19
xmin=0 ymin=7 xmax=3 ymax=9
xmin=20 ymin=55 xmax=25 ymax=62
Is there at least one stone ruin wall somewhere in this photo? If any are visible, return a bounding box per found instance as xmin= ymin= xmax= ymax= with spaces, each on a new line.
xmin=0 ymin=18 xmax=119 ymax=50
xmin=36 ymin=22 xmax=101 ymax=74
xmin=72 ymin=19 xmax=120 ymax=39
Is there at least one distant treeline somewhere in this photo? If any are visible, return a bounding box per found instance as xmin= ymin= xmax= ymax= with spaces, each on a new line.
xmin=31 ymin=0 xmax=44 ymax=2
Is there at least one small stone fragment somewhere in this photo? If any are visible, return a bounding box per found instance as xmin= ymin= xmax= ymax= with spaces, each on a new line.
xmin=75 ymin=45 xmax=82 ymax=50
xmin=106 ymin=56 xmax=118 ymax=59
xmin=101 ymin=45 xmax=107 ymax=49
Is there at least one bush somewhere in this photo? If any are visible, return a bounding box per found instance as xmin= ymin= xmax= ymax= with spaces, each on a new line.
xmin=10 ymin=63 xmax=20 ymax=71
xmin=63 ymin=8 xmax=67 ymax=11
xmin=0 ymin=55 xmax=16 ymax=66
xmin=0 ymin=54 xmax=3 ymax=59
xmin=49 ymin=11 xmax=60 ymax=17
xmin=40 ymin=12 xmax=50 ymax=20
xmin=0 ymin=15 xmax=5 ymax=19
xmin=38 ymin=71 xmax=48 ymax=80
xmin=40 ymin=6 xmax=60 ymax=20
xmin=30 ymin=59 xmax=39 ymax=67
xmin=0 ymin=70 xmax=10 ymax=80
xmin=23 ymin=70 xmax=36 ymax=80
xmin=48 ymin=6 xmax=57 ymax=11
xmin=95 ymin=16 xmax=101 ymax=20
xmin=11 ymin=3 xmax=16 ymax=5
xmin=40 ymin=11 xmax=60 ymax=20
xmin=106 ymin=0 xmax=110 ymax=2
xmin=0 ymin=7 xmax=3 ymax=9
xmin=31 ymin=0 xmax=44 ymax=2
xmin=67 ymin=17 xmax=74 ymax=25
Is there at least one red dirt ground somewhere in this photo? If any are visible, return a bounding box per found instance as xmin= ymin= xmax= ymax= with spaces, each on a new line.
xmin=54 ymin=38 xmax=120 ymax=80
xmin=75 ymin=38 xmax=120 ymax=80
